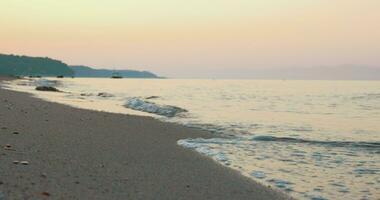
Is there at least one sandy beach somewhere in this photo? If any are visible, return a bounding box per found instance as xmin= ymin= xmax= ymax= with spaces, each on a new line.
xmin=0 ymin=77 xmax=289 ymax=200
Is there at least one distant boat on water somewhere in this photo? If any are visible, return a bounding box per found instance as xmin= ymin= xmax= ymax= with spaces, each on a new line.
xmin=111 ymin=71 xmax=123 ymax=79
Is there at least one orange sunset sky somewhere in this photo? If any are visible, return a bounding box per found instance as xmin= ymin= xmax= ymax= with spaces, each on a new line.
xmin=1 ymin=0 xmax=379 ymax=78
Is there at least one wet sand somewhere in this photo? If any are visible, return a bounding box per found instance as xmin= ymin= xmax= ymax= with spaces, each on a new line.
xmin=0 ymin=77 xmax=291 ymax=200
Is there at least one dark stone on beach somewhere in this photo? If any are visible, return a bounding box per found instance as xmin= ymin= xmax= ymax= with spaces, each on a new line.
xmin=146 ymin=96 xmax=160 ymax=99
xmin=80 ymin=93 xmax=93 ymax=96
xmin=97 ymin=92 xmax=114 ymax=97
xmin=35 ymin=86 xmax=60 ymax=92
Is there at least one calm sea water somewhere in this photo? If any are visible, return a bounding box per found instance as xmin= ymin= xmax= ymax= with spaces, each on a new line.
xmin=4 ymin=78 xmax=380 ymax=200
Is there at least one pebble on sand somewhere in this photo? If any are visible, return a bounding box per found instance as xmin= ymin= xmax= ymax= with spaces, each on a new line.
xmin=41 ymin=192 xmax=51 ymax=196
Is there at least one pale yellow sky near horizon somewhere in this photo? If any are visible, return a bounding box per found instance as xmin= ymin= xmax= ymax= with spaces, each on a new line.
xmin=1 ymin=0 xmax=379 ymax=77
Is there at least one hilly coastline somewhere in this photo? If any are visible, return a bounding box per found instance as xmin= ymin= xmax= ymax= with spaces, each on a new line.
xmin=70 ymin=65 xmax=159 ymax=78
xmin=0 ymin=54 xmax=160 ymax=78
xmin=0 ymin=54 xmax=74 ymax=77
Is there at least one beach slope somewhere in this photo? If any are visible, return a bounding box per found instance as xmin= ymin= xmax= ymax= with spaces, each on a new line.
xmin=0 ymin=77 xmax=290 ymax=200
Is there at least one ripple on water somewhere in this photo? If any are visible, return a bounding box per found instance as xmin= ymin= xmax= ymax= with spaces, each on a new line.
xmin=267 ymin=179 xmax=294 ymax=191
xmin=306 ymin=194 xmax=328 ymax=200
xmin=250 ymin=171 xmax=266 ymax=179
xmin=354 ymin=168 xmax=380 ymax=175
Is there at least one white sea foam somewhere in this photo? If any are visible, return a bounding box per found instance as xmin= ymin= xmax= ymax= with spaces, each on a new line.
xmin=177 ymin=135 xmax=380 ymax=200
xmin=124 ymin=97 xmax=187 ymax=117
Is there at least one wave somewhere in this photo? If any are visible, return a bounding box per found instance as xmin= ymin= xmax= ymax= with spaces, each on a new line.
xmin=252 ymin=135 xmax=380 ymax=149
xmin=351 ymin=93 xmax=380 ymax=100
xmin=124 ymin=97 xmax=187 ymax=117
xmin=34 ymin=79 xmax=61 ymax=87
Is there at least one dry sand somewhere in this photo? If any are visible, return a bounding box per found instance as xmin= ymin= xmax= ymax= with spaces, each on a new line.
xmin=0 ymin=77 xmax=291 ymax=200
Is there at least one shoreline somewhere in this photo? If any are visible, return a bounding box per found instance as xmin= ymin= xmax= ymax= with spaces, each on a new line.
xmin=0 ymin=77 xmax=291 ymax=199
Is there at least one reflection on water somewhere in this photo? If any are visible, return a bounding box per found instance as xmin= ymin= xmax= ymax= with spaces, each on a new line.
xmin=4 ymin=78 xmax=380 ymax=200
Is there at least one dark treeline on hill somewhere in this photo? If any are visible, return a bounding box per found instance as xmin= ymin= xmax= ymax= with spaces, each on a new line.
xmin=70 ymin=65 xmax=160 ymax=78
xmin=0 ymin=54 xmax=74 ymax=76
xmin=0 ymin=53 xmax=160 ymax=78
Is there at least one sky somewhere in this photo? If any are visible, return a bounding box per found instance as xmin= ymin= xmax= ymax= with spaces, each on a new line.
xmin=1 ymin=0 xmax=379 ymax=78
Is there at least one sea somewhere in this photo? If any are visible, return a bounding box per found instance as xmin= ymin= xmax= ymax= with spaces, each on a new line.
xmin=3 ymin=78 xmax=380 ymax=200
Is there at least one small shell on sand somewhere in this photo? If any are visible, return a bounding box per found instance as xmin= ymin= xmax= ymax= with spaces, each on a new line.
xmin=20 ymin=161 xmax=29 ymax=165
xmin=4 ymin=144 xmax=12 ymax=150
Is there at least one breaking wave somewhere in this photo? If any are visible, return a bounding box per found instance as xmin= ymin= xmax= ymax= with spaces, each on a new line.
xmin=34 ymin=78 xmax=61 ymax=87
xmin=124 ymin=97 xmax=187 ymax=117
xmin=252 ymin=135 xmax=380 ymax=149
